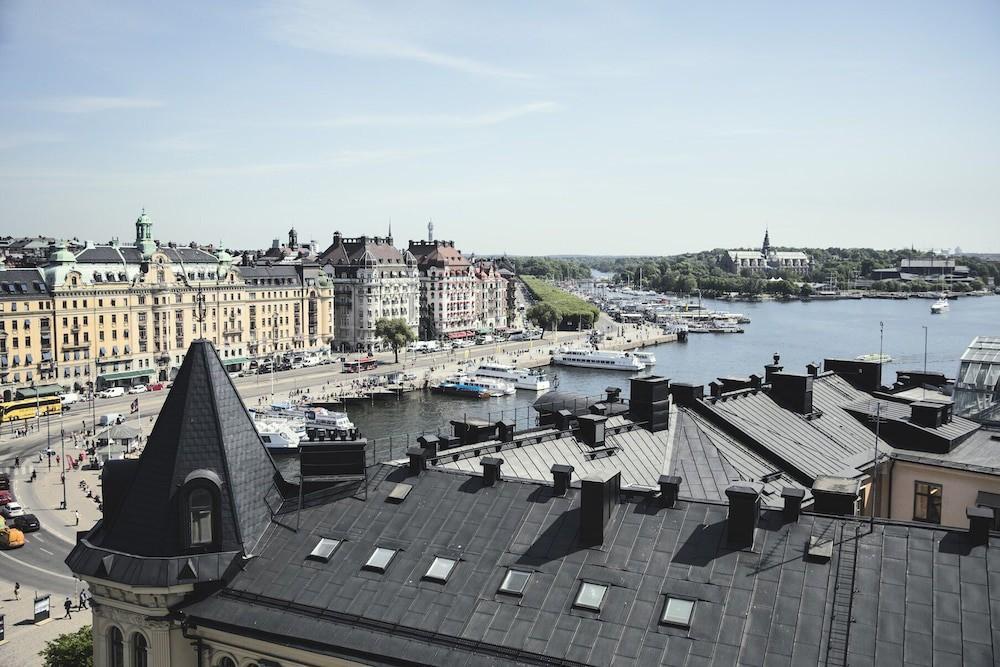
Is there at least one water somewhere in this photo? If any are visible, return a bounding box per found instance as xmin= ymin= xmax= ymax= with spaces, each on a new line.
xmin=349 ymin=296 xmax=1000 ymax=442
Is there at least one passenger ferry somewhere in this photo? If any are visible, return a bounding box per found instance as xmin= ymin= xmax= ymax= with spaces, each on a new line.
xmin=448 ymin=374 xmax=516 ymax=397
xmin=472 ymin=363 xmax=551 ymax=391
xmin=633 ymin=351 xmax=656 ymax=367
xmin=251 ymin=416 xmax=303 ymax=451
xmin=430 ymin=381 xmax=491 ymax=398
xmin=552 ymin=347 xmax=645 ymax=371
xmin=303 ymin=407 xmax=356 ymax=441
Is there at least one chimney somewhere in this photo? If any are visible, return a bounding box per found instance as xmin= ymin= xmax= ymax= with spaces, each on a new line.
xmin=709 ymin=381 xmax=722 ymax=398
xmin=580 ymin=470 xmax=621 ymax=545
xmin=496 ymin=419 xmax=516 ymax=442
xmin=589 ymin=402 xmax=608 ymax=416
xmin=554 ymin=409 xmax=575 ymax=431
xmin=577 ymin=414 xmax=607 ymax=447
xmin=910 ymin=401 xmax=950 ymax=429
xmin=749 ymin=374 xmax=762 ymax=390
xmin=769 ymin=372 xmax=814 ymax=414
xmin=781 ymin=487 xmax=805 ymax=522
xmin=764 ymin=353 xmax=784 ymax=383
xmin=482 ymin=457 xmax=503 ymax=486
xmin=806 ymin=362 xmax=819 ymax=377
xmin=658 ymin=474 xmax=681 ymax=508
xmin=407 ymin=446 xmax=427 ymax=475
xmin=605 ymin=386 xmax=622 ymax=403
xmin=551 ymin=464 xmax=574 ymax=496
xmin=967 ymin=506 xmax=993 ymax=545
xmin=823 ymin=358 xmax=881 ymax=393
xmin=811 ymin=476 xmax=860 ymax=516
xmin=726 ymin=483 xmax=762 ymax=549
xmin=670 ymin=382 xmax=704 ymax=407
xmin=417 ymin=434 xmax=439 ymax=457
xmin=629 ymin=375 xmax=670 ymax=432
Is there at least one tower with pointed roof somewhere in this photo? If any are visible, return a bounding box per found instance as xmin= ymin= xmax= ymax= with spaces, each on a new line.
xmin=762 ymin=228 xmax=771 ymax=257
xmin=288 ymin=227 xmax=298 ymax=249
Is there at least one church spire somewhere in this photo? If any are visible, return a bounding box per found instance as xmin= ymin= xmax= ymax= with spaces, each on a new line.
xmin=762 ymin=228 xmax=771 ymax=256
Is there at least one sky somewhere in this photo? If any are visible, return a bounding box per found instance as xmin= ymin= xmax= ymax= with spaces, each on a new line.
xmin=1 ymin=1 xmax=999 ymax=255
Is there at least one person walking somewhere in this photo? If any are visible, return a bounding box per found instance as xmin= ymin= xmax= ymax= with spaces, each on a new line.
xmin=14 ymin=581 xmax=20 ymax=600
xmin=74 ymin=510 xmax=80 ymax=526
xmin=78 ymin=590 xmax=88 ymax=610
xmin=63 ymin=597 xmax=73 ymax=619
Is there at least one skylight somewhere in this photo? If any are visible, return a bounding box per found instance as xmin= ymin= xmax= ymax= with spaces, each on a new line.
xmin=363 ymin=547 xmax=397 ymax=573
xmin=306 ymin=538 xmax=341 ymax=563
xmin=498 ymin=569 xmax=530 ymax=596
xmin=661 ymin=596 xmax=695 ymax=627
xmin=424 ymin=557 xmax=457 ymax=583
xmin=573 ymin=582 xmax=608 ymax=611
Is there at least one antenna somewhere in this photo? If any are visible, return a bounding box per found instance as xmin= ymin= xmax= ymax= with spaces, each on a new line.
xmin=869 ymin=320 xmax=884 ymax=531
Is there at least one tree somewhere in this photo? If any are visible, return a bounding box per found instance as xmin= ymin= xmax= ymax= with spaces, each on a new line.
xmin=526 ymin=303 xmax=560 ymax=337
xmin=375 ymin=317 xmax=416 ymax=364
xmin=40 ymin=626 xmax=93 ymax=667
xmin=675 ymin=275 xmax=697 ymax=294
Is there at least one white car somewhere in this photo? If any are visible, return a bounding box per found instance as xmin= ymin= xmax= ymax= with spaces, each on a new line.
xmin=127 ymin=384 xmax=147 ymax=394
xmin=60 ymin=392 xmax=82 ymax=405
xmin=97 ymin=387 xmax=125 ymax=399
xmin=2 ymin=502 xmax=26 ymax=518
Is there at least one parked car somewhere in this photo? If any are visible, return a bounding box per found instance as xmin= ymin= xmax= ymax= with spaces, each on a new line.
xmin=12 ymin=513 xmax=40 ymax=532
xmin=0 ymin=525 xmax=24 ymax=549
xmin=0 ymin=490 xmax=14 ymax=505
xmin=147 ymin=382 xmax=166 ymax=391
xmin=60 ymin=392 xmax=82 ymax=405
xmin=127 ymin=384 xmax=147 ymax=394
xmin=0 ymin=473 xmax=10 ymax=491
xmin=2 ymin=502 xmax=26 ymax=518
xmin=97 ymin=386 xmax=126 ymax=399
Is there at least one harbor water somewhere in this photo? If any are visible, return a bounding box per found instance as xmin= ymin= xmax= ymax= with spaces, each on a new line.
xmin=348 ymin=296 xmax=1000 ymax=442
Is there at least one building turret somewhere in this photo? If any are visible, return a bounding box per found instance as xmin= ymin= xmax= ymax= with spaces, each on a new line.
xmin=135 ymin=209 xmax=156 ymax=260
xmin=762 ymin=228 xmax=771 ymax=257
xmin=288 ymin=227 xmax=298 ymax=249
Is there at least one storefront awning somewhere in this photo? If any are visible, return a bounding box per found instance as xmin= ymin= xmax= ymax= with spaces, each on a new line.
xmin=16 ymin=383 xmax=65 ymax=399
xmin=223 ymin=356 xmax=251 ymax=367
xmin=447 ymin=330 xmax=475 ymax=339
xmin=99 ymin=369 xmax=154 ymax=383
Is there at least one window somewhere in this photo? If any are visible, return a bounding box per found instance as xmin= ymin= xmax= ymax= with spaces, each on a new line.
xmin=424 ymin=557 xmax=457 ymax=583
xmin=498 ymin=568 xmax=530 ymax=596
xmin=363 ymin=547 xmax=397 ymax=573
xmin=661 ymin=596 xmax=696 ymax=627
xmin=132 ymin=633 xmax=148 ymax=667
xmin=573 ymin=582 xmax=608 ymax=611
xmin=189 ymin=488 xmax=213 ymax=545
xmin=217 ymin=659 xmax=237 ymax=667
xmin=914 ymin=481 xmax=942 ymax=524
xmin=307 ymin=538 xmax=341 ymax=563
xmin=108 ymin=627 xmax=124 ymax=667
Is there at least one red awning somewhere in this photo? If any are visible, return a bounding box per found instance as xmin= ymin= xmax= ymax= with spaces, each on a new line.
xmin=447 ymin=330 xmax=475 ymax=339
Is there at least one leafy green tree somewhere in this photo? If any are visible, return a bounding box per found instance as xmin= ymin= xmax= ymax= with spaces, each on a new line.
xmin=40 ymin=626 xmax=93 ymax=667
xmin=675 ymin=275 xmax=697 ymax=294
xmin=799 ymin=283 xmax=813 ymax=297
xmin=527 ymin=303 xmax=560 ymax=337
xmin=375 ymin=317 xmax=416 ymax=364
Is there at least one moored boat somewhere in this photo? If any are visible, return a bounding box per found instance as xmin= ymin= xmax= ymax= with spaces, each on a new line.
xmin=472 ymin=363 xmax=551 ymax=391
xmin=552 ymin=347 xmax=645 ymax=371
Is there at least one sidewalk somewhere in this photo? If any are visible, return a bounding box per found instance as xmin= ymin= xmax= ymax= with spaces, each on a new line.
xmin=14 ymin=457 xmax=103 ymax=543
xmin=0 ymin=584 xmax=91 ymax=666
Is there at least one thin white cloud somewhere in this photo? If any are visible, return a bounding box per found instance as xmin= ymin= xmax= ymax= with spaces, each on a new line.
xmin=0 ymin=132 xmax=62 ymax=151
xmin=142 ymin=135 xmax=209 ymax=153
xmin=36 ymin=96 xmax=163 ymax=113
xmin=313 ymin=102 xmax=559 ymax=128
xmin=263 ymin=0 xmax=528 ymax=79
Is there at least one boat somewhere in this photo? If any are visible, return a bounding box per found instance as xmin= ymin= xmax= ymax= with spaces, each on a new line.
xmin=472 ymin=363 xmax=551 ymax=391
xmin=931 ymin=297 xmax=950 ymax=314
xmin=633 ymin=351 xmax=656 ymax=366
xmin=430 ymin=381 xmax=491 ymax=398
xmin=252 ymin=418 xmax=302 ymax=451
xmin=448 ymin=374 xmax=516 ymax=396
xmin=302 ymin=407 xmax=356 ymax=441
xmin=856 ymin=353 xmax=893 ymax=363
xmin=552 ymin=347 xmax=645 ymax=371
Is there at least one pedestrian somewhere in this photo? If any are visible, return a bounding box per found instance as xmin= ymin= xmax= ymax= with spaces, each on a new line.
xmin=14 ymin=581 xmax=20 ymax=600
xmin=78 ymin=590 xmax=88 ymax=610
xmin=14 ymin=456 xmax=20 ymax=468
xmin=63 ymin=597 xmax=73 ymax=619
xmin=74 ymin=510 xmax=80 ymax=525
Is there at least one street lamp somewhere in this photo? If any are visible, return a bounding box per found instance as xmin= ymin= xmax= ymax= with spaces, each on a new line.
xmin=60 ymin=420 xmax=66 ymax=510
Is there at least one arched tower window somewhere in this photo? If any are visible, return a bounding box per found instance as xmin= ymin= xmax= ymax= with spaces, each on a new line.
xmin=189 ymin=488 xmax=213 ymax=545
xmin=217 ymin=658 xmax=237 ymax=667
xmin=108 ymin=626 xmax=124 ymax=667
xmin=132 ymin=632 xmax=149 ymax=667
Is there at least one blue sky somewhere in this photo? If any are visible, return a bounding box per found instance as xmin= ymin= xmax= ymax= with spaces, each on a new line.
xmin=1 ymin=1 xmax=998 ymax=254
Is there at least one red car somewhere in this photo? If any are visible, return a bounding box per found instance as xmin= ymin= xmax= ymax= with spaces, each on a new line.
xmin=0 ymin=490 xmax=14 ymax=505
xmin=147 ymin=382 xmax=166 ymax=391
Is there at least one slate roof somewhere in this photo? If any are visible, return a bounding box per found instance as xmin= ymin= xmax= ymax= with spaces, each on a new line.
xmin=843 ymin=399 xmax=981 ymax=444
xmin=90 ymin=340 xmax=281 ymax=557
xmin=74 ymin=244 xmax=218 ymax=265
xmin=318 ymin=235 xmax=406 ymax=266
xmin=0 ymin=268 xmax=50 ymax=300
xmin=181 ymin=463 xmax=1000 ymax=666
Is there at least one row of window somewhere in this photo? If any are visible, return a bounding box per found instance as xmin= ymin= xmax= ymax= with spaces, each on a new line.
xmin=305 ymin=539 xmax=696 ymax=627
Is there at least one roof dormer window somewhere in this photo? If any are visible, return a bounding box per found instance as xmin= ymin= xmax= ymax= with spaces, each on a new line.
xmin=189 ymin=488 xmax=213 ymax=546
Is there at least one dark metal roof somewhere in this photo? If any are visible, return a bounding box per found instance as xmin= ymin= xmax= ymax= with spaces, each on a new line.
xmin=0 ymin=268 xmax=50 ymax=300
xmin=182 ymin=463 xmax=1000 ymax=666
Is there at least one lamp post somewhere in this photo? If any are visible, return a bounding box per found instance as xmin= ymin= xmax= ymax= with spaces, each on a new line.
xmin=60 ymin=420 xmax=66 ymax=510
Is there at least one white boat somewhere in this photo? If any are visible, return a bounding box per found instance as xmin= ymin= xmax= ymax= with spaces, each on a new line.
xmin=552 ymin=347 xmax=645 ymax=371
xmin=931 ymin=297 xmax=949 ymax=314
xmin=303 ymin=407 xmax=356 ymax=441
xmin=253 ymin=418 xmax=302 ymax=451
xmin=473 ymin=363 xmax=551 ymax=391
xmin=449 ymin=374 xmax=516 ymax=396
xmin=633 ymin=351 xmax=656 ymax=366
xmin=856 ymin=353 xmax=893 ymax=363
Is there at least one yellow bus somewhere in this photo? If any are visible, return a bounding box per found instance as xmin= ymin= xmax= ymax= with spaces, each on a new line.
xmin=0 ymin=397 xmax=62 ymax=423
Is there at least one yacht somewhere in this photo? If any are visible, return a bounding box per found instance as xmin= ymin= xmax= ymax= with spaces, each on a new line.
xmin=633 ymin=351 xmax=656 ymax=367
xmin=931 ymin=297 xmax=950 ymax=314
xmin=252 ymin=418 xmax=302 ymax=451
xmin=472 ymin=363 xmax=551 ymax=391
xmin=552 ymin=347 xmax=645 ymax=371
xmin=302 ymin=407 xmax=356 ymax=441
xmin=430 ymin=381 xmax=490 ymax=398
xmin=448 ymin=374 xmax=516 ymax=397
xmin=856 ymin=353 xmax=893 ymax=363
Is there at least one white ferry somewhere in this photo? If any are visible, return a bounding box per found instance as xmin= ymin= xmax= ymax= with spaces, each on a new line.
xmin=303 ymin=407 xmax=356 ymax=441
xmin=552 ymin=347 xmax=645 ymax=371
xmin=253 ymin=418 xmax=302 ymax=451
xmin=473 ymin=363 xmax=551 ymax=391
xmin=449 ymin=374 xmax=516 ymax=397
xmin=633 ymin=351 xmax=656 ymax=367
xmin=931 ymin=297 xmax=950 ymax=314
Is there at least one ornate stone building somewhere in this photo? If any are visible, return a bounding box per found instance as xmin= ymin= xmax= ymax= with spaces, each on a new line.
xmin=721 ymin=229 xmax=813 ymax=275
xmin=0 ymin=263 xmax=57 ymax=399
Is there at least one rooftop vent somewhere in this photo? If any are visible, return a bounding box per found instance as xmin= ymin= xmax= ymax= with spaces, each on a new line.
xmin=967 ymin=506 xmax=993 ymax=546
xmin=781 ymin=487 xmax=806 ymax=522
xmin=658 ymin=475 xmax=681 ymax=508
xmin=811 ymin=476 xmax=860 ymax=516
xmin=496 ymin=419 xmax=515 ymax=443
xmin=910 ymin=401 xmax=953 ymax=428
xmin=577 ymin=414 xmax=607 ymax=447
xmin=764 ymin=353 xmax=784 ymax=383
xmin=670 ymin=382 xmax=704 ymax=407
xmin=605 ymin=386 xmax=622 ymax=403
xmin=416 ymin=434 xmax=440 ymax=457
xmin=554 ymin=409 xmax=575 ymax=431
xmin=580 ymin=470 xmax=621 ymax=546
xmin=725 ymin=483 xmax=762 ymax=549
xmin=551 ymin=464 xmax=574 ymax=497
xmin=407 ymin=446 xmax=428 ymax=475
xmin=386 ymin=483 xmax=413 ymax=504
xmin=482 ymin=457 xmax=503 ymax=486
